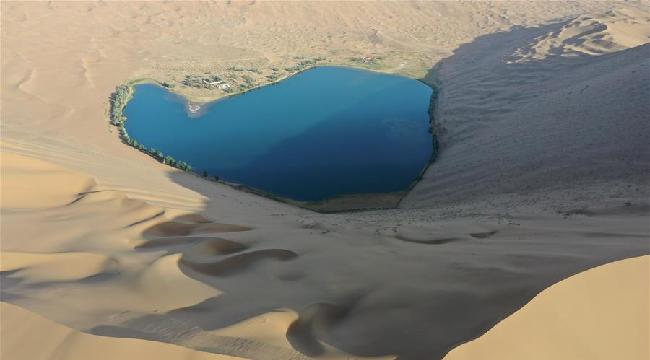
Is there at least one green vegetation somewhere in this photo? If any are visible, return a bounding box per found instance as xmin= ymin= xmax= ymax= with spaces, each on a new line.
xmin=426 ymin=88 xmax=440 ymax=161
xmin=237 ymin=74 xmax=256 ymax=90
xmin=109 ymin=84 xmax=192 ymax=173
xmin=181 ymin=74 xmax=224 ymax=89
xmin=284 ymin=57 xmax=327 ymax=73
xmin=242 ymin=74 xmax=255 ymax=85
xmin=109 ymin=85 xmax=133 ymax=126
xmin=349 ymin=55 xmax=383 ymax=66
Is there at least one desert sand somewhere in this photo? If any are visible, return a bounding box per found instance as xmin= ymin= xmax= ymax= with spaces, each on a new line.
xmin=443 ymin=255 xmax=650 ymax=360
xmin=1 ymin=2 xmax=648 ymax=360
xmin=1 ymin=300 xmax=245 ymax=360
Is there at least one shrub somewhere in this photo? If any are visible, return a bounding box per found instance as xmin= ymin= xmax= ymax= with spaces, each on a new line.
xmin=242 ymin=75 xmax=255 ymax=84
xmin=109 ymin=84 xmax=195 ymax=176
xmin=109 ymin=85 xmax=132 ymax=126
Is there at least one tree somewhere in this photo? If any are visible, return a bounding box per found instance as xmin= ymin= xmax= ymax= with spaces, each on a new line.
xmin=177 ymin=161 xmax=191 ymax=172
xmin=163 ymin=156 xmax=176 ymax=166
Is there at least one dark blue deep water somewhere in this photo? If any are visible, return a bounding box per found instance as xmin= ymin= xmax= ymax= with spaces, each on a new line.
xmin=124 ymin=66 xmax=433 ymax=202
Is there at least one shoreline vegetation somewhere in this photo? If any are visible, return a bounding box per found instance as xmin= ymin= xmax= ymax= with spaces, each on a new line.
xmin=147 ymin=55 xmax=416 ymax=105
xmin=109 ymin=65 xmax=439 ymax=213
xmin=109 ymin=83 xmax=193 ymax=172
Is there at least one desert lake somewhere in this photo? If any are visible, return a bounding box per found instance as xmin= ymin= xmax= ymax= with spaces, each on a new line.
xmin=123 ymin=66 xmax=434 ymax=204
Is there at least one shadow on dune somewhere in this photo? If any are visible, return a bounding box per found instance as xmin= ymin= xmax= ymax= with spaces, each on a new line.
xmin=91 ymin=20 xmax=650 ymax=360
xmin=411 ymin=21 xmax=650 ymax=208
xmin=90 ymin=175 xmax=649 ymax=360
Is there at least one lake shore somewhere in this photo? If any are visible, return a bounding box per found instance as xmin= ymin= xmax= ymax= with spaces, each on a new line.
xmin=114 ymin=68 xmax=437 ymax=213
xmin=2 ymin=2 xmax=648 ymax=360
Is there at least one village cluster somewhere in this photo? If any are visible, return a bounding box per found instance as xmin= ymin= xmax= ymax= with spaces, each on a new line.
xmin=181 ymin=74 xmax=232 ymax=91
xmin=176 ymin=55 xmax=383 ymax=94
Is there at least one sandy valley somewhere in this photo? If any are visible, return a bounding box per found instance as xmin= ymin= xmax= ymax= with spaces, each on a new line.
xmin=1 ymin=2 xmax=649 ymax=360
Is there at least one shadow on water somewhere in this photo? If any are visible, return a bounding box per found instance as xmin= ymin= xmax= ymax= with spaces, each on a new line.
xmin=121 ymin=67 xmax=436 ymax=212
xmin=91 ymin=20 xmax=650 ymax=360
xmin=223 ymin=85 xmax=434 ymax=202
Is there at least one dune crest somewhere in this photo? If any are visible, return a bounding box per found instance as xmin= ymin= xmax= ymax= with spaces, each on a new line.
xmin=0 ymin=251 xmax=113 ymax=284
xmin=443 ymin=256 xmax=650 ymax=360
xmin=0 ymin=152 xmax=95 ymax=209
xmin=510 ymin=8 xmax=650 ymax=62
xmin=1 ymin=2 xmax=649 ymax=359
xmin=0 ymin=302 xmax=247 ymax=360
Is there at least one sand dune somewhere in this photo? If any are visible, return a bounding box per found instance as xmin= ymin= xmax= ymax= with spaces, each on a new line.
xmin=402 ymin=10 xmax=650 ymax=208
xmin=0 ymin=302 xmax=245 ymax=360
xmin=0 ymin=251 xmax=113 ymax=284
xmin=511 ymin=8 xmax=650 ymax=61
xmin=1 ymin=2 xmax=649 ymax=359
xmin=444 ymin=256 xmax=650 ymax=360
xmin=0 ymin=152 xmax=95 ymax=209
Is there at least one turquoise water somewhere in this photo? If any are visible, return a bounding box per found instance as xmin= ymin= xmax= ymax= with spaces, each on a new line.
xmin=123 ymin=66 xmax=433 ymax=202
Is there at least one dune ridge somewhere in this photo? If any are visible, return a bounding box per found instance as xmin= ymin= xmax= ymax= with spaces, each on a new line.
xmin=0 ymin=301 xmax=246 ymax=360
xmin=510 ymin=8 xmax=650 ymax=62
xmin=2 ymin=2 xmax=649 ymax=359
xmin=443 ymin=256 xmax=650 ymax=360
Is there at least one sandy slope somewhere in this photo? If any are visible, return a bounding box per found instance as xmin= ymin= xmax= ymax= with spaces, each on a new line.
xmin=0 ymin=301 xmax=245 ymax=360
xmin=402 ymin=9 xmax=650 ymax=208
xmin=444 ymin=256 xmax=650 ymax=360
xmin=1 ymin=2 xmax=649 ymax=360
xmin=0 ymin=152 xmax=95 ymax=209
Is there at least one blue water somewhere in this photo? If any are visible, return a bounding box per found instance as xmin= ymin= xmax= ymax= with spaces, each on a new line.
xmin=124 ymin=66 xmax=433 ymax=202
